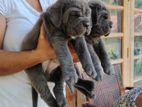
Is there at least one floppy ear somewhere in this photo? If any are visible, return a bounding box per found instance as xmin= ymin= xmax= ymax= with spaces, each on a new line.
xmin=88 ymin=2 xmax=98 ymax=24
xmin=42 ymin=4 xmax=63 ymax=29
xmin=89 ymin=0 xmax=104 ymax=14
xmin=42 ymin=12 xmax=54 ymax=33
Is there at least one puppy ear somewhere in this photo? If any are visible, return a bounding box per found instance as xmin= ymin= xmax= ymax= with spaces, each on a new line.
xmin=42 ymin=4 xmax=63 ymax=29
xmin=89 ymin=0 xmax=104 ymax=12
xmin=42 ymin=12 xmax=54 ymax=32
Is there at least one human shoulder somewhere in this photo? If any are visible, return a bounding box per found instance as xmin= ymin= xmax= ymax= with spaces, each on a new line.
xmin=0 ymin=0 xmax=22 ymax=6
xmin=40 ymin=0 xmax=57 ymax=11
xmin=0 ymin=0 xmax=13 ymax=16
xmin=43 ymin=0 xmax=57 ymax=7
xmin=0 ymin=0 xmax=14 ymax=5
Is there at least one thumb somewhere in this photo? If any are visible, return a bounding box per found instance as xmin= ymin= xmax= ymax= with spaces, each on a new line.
xmin=39 ymin=24 xmax=46 ymax=39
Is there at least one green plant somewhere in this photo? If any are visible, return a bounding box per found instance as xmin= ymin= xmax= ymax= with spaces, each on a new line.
xmin=134 ymin=59 xmax=142 ymax=78
xmin=108 ymin=48 xmax=119 ymax=59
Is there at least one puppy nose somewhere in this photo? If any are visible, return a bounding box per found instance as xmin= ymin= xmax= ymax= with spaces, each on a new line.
xmin=83 ymin=21 xmax=90 ymax=27
xmin=109 ymin=21 xmax=113 ymax=28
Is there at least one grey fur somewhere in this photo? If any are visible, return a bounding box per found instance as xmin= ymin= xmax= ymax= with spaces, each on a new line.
xmin=47 ymin=0 xmax=115 ymax=100
xmin=21 ymin=0 xmax=92 ymax=107
xmin=43 ymin=0 xmax=92 ymax=91
xmin=71 ymin=0 xmax=114 ymax=81
xmin=71 ymin=36 xmax=97 ymax=80
xmin=87 ymin=0 xmax=115 ymax=79
xmin=64 ymin=0 xmax=114 ymax=99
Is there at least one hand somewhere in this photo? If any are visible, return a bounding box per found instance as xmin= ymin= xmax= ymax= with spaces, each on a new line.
xmin=36 ymin=24 xmax=56 ymax=61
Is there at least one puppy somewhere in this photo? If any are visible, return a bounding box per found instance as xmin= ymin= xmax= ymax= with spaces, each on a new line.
xmin=70 ymin=0 xmax=114 ymax=81
xmin=43 ymin=0 xmax=92 ymax=90
xmin=21 ymin=0 xmax=92 ymax=106
xmin=70 ymin=0 xmax=114 ymax=100
xmin=47 ymin=0 xmax=114 ymax=101
xmin=87 ymin=0 xmax=114 ymax=80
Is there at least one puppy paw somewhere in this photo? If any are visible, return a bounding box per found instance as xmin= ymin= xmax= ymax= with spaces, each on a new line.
xmin=103 ymin=64 xmax=115 ymax=75
xmin=94 ymin=64 xmax=104 ymax=81
xmin=64 ymin=69 xmax=78 ymax=93
xmin=55 ymin=92 xmax=68 ymax=107
xmin=85 ymin=65 xmax=97 ymax=79
xmin=53 ymin=84 xmax=69 ymax=107
xmin=57 ymin=99 xmax=68 ymax=107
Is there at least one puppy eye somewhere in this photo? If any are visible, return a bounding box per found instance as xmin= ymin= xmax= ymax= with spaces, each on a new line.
xmin=75 ymin=13 xmax=82 ymax=17
xmin=71 ymin=12 xmax=82 ymax=17
xmin=103 ymin=15 xmax=108 ymax=19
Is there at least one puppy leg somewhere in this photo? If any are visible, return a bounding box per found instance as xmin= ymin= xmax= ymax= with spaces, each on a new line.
xmin=22 ymin=18 xmax=58 ymax=107
xmin=71 ymin=36 xmax=97 ymax=79
xmin=50 ymin=36 xmax=78 ymax=93
xmin=72 ymin=37 xmax=97 ymax=78
xmin=25 ymin=64 xmax=59 ymax=107
xmin=87 ymin=43 xmax=104 ymax=81
xmin=93 ymin=39 xmax=115 ymax=75
xmin=45 ymin=66 xmax=69 ymax=107
xmin=53 ymin=81 xmax=68 ymax=107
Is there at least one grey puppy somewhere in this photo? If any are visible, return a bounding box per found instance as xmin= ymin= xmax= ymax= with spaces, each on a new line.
xmin=71 ymin=0 xmax=114 ymax=81
xmin=48 ymin=0 xmax=114 ymax=101
xmin=21 ymin=0 xmax=92 ymax=107
xmin=87 ymin=0 xmax=114 ymax=80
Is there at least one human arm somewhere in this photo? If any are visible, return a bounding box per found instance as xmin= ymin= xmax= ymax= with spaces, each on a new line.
xmin=0 ymin=15 xmax=56 ymax=75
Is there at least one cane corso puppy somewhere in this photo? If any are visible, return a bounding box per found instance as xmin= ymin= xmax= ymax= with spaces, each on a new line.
xmin=21 ymin=0 xmax=92 ymax=106
xmin=70 ymin=0 xmax=114 ymax=81
xmin=87 ymin=0 xmax=114 ymax=80
xmin=70 ymin=0 xmax=114 ymax=100
xmin=45 ymin=0 xmax=114 ymax=102
xmin=46 ymin=0 xmax=114 ymax=102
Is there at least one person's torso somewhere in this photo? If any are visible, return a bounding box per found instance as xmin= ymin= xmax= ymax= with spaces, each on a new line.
xmin=0 ymin=0 xmax=56 ymax=107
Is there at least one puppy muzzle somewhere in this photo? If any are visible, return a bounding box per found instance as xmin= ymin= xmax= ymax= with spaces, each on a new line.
xmin=82 ymin=18 xmax=92 ymax=35
xmin=104 ymin=33 xmax=110 ymax=36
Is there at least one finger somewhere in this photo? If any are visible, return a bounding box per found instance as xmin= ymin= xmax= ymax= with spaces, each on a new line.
xmin=74 ymin=64 xmax=81 ymax=78
xmin=39 ymin=24 xmax=46 ymax=39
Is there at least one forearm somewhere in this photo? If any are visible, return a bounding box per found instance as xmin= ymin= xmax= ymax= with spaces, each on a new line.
xmin=0 ymin=16 xmax=56 ymax=76
xmin=0 ymin=50 xmax=44 ymax=75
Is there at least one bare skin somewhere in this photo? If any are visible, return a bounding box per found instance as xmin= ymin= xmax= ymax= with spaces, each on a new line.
xmin=0 ymin=0 xmax=56 ymax=75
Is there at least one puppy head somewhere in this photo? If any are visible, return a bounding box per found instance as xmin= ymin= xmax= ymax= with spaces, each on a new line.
xmin=88 ymin=0 xmax=113 ymax=38
xmin=43 ymin=0 xmax=92 ymax=38
xmin=62 ymin=0 xmax=92 ymax=38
